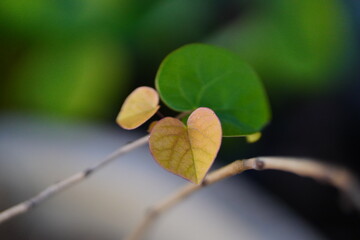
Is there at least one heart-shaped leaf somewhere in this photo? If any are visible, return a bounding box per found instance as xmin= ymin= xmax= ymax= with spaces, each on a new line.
xmin=116 ymin=86 xmax=160 ymax=129
xmin=149 ymin=107 xmax=222 ymax=184
xmin=155 ymin=43 xmax=271 ymax=136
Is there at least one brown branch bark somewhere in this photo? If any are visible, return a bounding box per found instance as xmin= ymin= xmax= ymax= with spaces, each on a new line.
xmin=126 ymin=156 xmax=360 ymax=240
xmin=0 ymin=134 xmax=150 ymax=224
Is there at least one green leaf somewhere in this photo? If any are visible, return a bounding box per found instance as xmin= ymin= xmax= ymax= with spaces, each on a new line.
xmin=155 ymin=43 xmax=271 ymax=136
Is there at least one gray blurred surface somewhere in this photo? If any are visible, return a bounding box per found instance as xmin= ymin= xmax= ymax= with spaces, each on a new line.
xmin=0 ymin=113 xmax=324 ymax=240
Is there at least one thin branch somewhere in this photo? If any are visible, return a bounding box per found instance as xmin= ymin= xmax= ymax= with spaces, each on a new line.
xmin=125 ymin=159 xmax=252 ymax=240
xmin=126 ymin=156 xmax=360 ymax=240
xmin=0 ymin=134 xmax=150 ymax=225
xmin=248 ymin=157 xmax=360 ymax=210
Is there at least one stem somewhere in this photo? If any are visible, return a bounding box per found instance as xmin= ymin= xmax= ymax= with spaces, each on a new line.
xmin=175 ymin=111 xmax=191 ymax=119
xmin=156 ymin=111 xmax=165 ymax=119
xmin=126 ymin=157 xmax=360 ymax=240
xmin=0 ymin=134 xmax=150 ymax=225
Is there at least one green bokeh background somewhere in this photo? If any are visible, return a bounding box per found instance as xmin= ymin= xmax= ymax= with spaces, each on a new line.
xmin=1 ymin=1 xmax=360 ymax=239
xmin=0 ymin=0 xmax=354 ymax=121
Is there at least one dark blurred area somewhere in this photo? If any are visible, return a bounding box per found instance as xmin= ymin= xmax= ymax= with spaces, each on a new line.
xmin=1 ymin=0 xmax=360 ymax=239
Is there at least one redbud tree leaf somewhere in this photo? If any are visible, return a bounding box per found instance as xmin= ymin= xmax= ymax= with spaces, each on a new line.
xmin=149 ymin=107 xmax=222 ymax=184
xmin=155 ymin=43 xmax=271 ymax=136
xmin=116 ymin=86 xmax=159 ymax=129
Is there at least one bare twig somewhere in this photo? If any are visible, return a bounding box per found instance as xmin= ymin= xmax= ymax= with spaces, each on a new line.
xmin=248 ymin=157 xmax=360 ymax=210
xmin=126 ymin=156 xmax=360 ymax=240
xmin=0 ymin=134 xmax=150 ymax=225
xmin=125 ymin=159 xmax=252 ymax=240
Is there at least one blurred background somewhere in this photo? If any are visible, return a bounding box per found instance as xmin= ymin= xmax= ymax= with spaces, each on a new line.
xmin=0 ymin=0 xmax=359 ymax=239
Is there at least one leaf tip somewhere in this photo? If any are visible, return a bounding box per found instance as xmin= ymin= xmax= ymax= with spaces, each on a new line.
xmin=246 ymin=132 xmax=262 ymax=143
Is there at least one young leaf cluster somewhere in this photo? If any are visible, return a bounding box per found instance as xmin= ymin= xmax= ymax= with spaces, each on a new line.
xmin=117 ymin=44 xmax=270 ymax=184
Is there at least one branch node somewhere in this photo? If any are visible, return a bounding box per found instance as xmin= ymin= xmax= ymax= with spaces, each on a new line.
xmin=83 ymin=168 xmax=94 ymax=177
xmin=201 ymin=178 xmax=210 ymax=187
xmin=255 ymin=158 xmax=265 ymax=170
xmin=26 ymin=199 xmax=37 ymax=209
xmin=146 ymin=207 xmax=159 ymax=218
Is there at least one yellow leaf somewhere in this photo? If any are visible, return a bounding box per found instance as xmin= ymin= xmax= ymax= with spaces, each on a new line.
xmin=147 ymin=121 xmax=158 ymax=133
xmin=116 ymin=87 xmax=160 ymax=129
xmin=149 ymin=107 xmax=222 ymax=184
xmin=246 ymin=132 xmax=262 ymax=143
